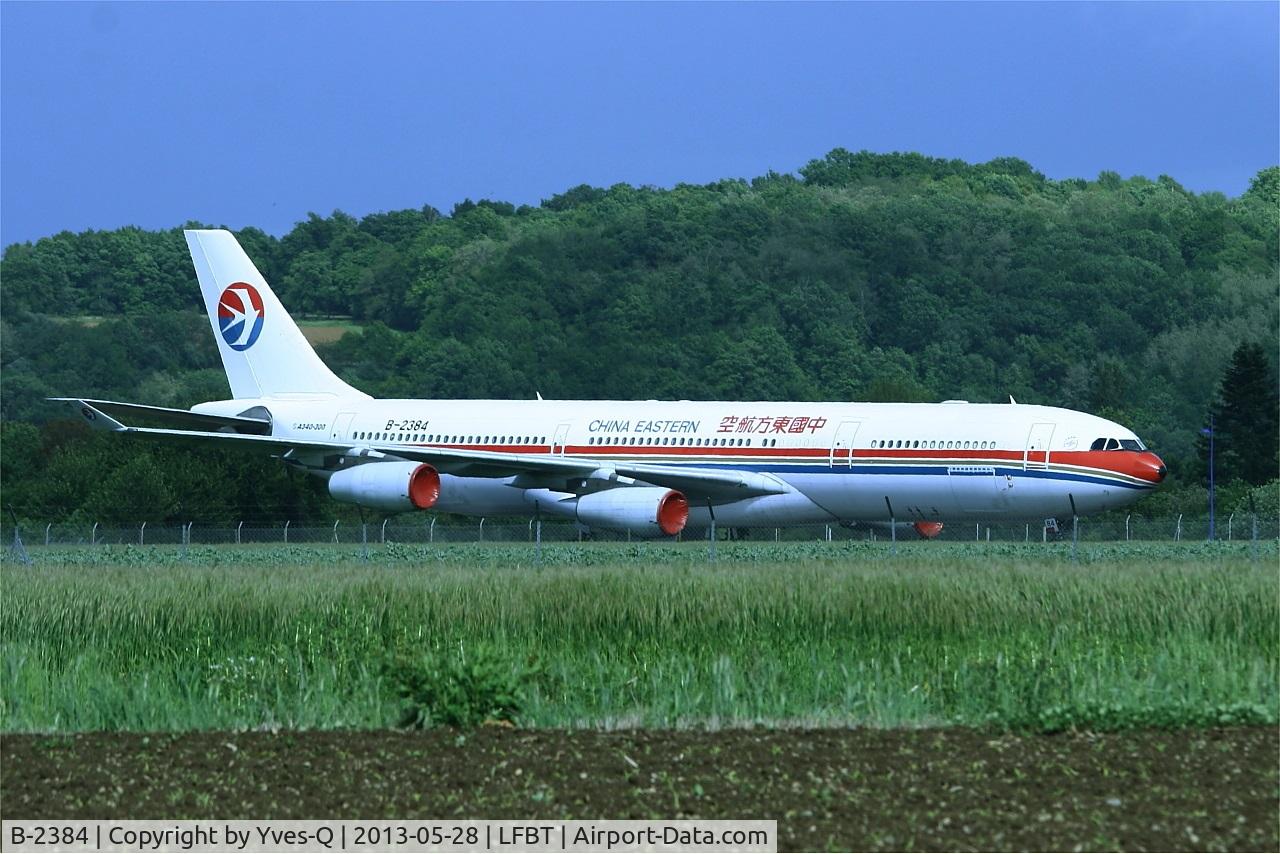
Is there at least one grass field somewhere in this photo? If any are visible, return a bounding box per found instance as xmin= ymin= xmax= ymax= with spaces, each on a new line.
xmin=296 ymin=316 xmax=362 ymax=345
xmin=3 ymin=542 xmax=1275 ymax=733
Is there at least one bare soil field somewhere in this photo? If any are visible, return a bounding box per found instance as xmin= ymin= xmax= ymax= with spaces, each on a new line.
xmin=3 ymin=727 xmax=1275 ymax=851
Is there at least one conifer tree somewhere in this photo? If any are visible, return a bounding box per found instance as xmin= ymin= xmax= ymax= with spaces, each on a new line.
xmin=1198 ymin=342 xmax=1279 ymax=486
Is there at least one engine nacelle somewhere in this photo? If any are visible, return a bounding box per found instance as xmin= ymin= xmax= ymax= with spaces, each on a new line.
xmin=913 ymin=521 xmax=944 ymax=539
xmin=328 ymin=462 xmax=440 ymax=512
xmin=575 ymin=488 xmax=689 ymax=537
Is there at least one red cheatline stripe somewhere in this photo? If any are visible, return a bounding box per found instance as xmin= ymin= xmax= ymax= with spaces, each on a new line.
xmin=398 ymin=443 xmax=1160 ymax=482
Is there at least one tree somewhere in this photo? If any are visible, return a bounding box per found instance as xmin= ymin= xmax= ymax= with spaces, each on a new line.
xmin=1197 ymin=342 xmax=1279 ymax=487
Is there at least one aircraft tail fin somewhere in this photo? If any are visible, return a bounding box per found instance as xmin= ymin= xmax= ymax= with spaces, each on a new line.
xmin=184 ymin=229 xmax=368 ymax=400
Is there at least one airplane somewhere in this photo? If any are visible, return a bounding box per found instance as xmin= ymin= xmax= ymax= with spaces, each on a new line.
xmin=55 ymin=229 xmax=1167 ymax=538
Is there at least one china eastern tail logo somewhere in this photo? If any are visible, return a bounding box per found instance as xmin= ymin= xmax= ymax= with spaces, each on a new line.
xmin=217 ymin=282 xmax=264 ymax=351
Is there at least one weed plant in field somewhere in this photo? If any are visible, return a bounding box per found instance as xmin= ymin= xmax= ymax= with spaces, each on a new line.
xmin=1 ymin=541 xmax=1276 ymax=732
xmin=386 ymin=642 xmax=542 ymax=728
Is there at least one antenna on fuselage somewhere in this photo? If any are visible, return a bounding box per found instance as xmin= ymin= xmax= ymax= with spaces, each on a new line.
xmin=1009 ymin=395 xmax=1017 ymax=404
xmin=536 ymin=391 xmax=544 ymax=401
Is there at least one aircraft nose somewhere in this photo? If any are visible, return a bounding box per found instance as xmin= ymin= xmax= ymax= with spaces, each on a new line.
xmin=1145 ymin=453 xmax=1167 ymax=483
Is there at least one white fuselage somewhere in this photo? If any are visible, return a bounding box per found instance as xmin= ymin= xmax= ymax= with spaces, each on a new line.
xmin=195 ymin=397 xmax=1166 ymax=525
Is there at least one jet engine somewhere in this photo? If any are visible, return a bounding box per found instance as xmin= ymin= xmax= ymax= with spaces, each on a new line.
xmin=913 ymin=521 xmax=944 ymax=539
xmin=328 ymin=462 xmax=440 ymax=512
xmin=575 ymin=488 xmax=689 ymax=537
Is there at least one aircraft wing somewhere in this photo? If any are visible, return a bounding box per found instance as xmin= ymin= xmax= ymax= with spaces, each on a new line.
xmin=57 ymin=399 xmax=788 ymax=502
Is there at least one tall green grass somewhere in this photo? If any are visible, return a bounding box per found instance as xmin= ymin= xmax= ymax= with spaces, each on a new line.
xmin=2 ymin=542 xmax=1276 ymax=731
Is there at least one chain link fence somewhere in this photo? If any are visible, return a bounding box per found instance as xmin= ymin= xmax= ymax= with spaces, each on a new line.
xmin=7 ymin=513 xmax=1278 ymax=550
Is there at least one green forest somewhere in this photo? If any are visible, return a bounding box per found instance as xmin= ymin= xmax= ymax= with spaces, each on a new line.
xmin=2 ymin=149 xmax=1277 ymax=523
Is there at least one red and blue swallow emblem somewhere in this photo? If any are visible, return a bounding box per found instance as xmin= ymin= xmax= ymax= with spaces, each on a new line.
xmin=217 ymin=282 xmax=264 ymax=351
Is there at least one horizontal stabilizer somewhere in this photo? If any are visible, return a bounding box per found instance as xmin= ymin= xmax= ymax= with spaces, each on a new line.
xmin=49 ymin=398 xmax=272 ymax=434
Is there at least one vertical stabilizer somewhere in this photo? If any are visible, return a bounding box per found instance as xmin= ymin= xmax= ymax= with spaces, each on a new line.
xmin=185 ymin=229 xmax=368 ymax=400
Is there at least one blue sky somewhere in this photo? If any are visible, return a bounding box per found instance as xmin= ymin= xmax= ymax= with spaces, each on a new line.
xmin=2 ymin=1 xmax=1276 ymax=247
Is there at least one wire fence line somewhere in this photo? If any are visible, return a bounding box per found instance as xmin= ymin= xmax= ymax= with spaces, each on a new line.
xmin=7 ymin=513 xmax=1278 ymax=549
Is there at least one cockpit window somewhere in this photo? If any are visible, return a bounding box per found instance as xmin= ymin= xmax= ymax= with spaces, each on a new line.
xmin=1092 ymin=436 xmax=1148 ymax=451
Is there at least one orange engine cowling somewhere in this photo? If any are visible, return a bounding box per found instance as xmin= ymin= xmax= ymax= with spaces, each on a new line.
xmin=913 ymin=521 xmax=944 ymax=539
xmin=327 ymin=462 xmax=440 ymax=512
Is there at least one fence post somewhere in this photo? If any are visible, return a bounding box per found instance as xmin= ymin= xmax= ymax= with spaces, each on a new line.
xmin=382 ymin=518 xmax=389 ymax=544
xmin=1227 ymin=513 xmax=1234 ymax=541
xmin=236 ymin=520 xmax=243 ymax=545
xmin=1175 ymin=514 xmax=1182 ymax=542
xmin=986 ymin=526 xmax=990 ymax=542
xmin=91 ymin=522 xmax=99 ymax=546
xmin=1251 ymin=513 xmax=1258 ymax=561
xmin=534 ymin=508 xmax=542 ymax=565
xmin=361 ymin=521 xmax=369 ymax=562
xmin=9 ymin=522 xmax=31 ymax=566
xmin=775 ymin=527 xmax=780 ymax=543
xmin=1125 ymin=514 xmax=1131 ymax=542
xmin=1024 ymin=523 xmax=1029 ymax=543
xmin=333 ymin=520 xmax=340 ymax=543
xmin=975 ymin=522 xmax=980 ymax=542
xmin=284 ymin=520 xmax=290 ymax=544
xmin=429 ymin=516 xmax=436 ymax=543
xmin=140 ymin=522 xmax=146 ymax=546
xmin=825 ymin=524 xmax=832 ymax=543
xmin=478 ymin=517 xmax=484 ymax=543
xmin=45 ymin=523 xmax=51 ymax=547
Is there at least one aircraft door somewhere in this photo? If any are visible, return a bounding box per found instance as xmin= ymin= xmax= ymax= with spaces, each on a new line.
xmin=829 ymin=420 xmax=861 ymax=468
xmin=1024 ymin=422 xmax=1055 ymax=470
xmin=551 ymin=422 xmax=571 ymax=456
xmin=332 ymin=412 xmax=356 ymax=441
